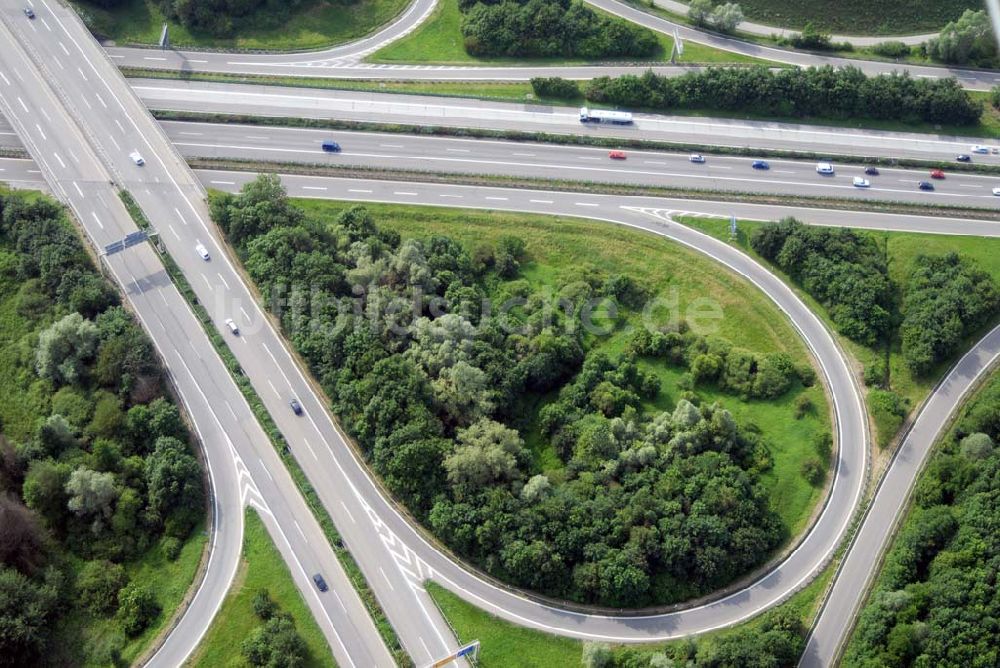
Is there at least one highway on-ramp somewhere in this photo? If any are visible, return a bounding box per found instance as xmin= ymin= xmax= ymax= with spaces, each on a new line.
xmin=0 ymin=3 xmax=400 ymax=666
xmin=99 ymin=0 xmax=1000 ymax=90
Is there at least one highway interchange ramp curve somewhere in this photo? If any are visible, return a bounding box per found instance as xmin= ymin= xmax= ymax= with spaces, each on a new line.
xmin=101 ymin=0 xmax=1000 ymax=89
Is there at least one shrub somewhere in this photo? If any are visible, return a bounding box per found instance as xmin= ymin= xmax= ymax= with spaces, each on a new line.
xmin=869 ymin=389 xmax=909 ymax=448
xmin=864 ymin=357 xmax=888 ymax=388
xmin=161 ymin=536 xmax=182 ymax=561
xmin=530 ymin=77 xmax=581 ymax=100
xmin=77 ymin=560 xmax=128 ymax=616
xmin=992 ymin=84 xmax=1000 ymax=110
xmin=801 ymin=457 xmax=824 ymax=485
xmin=116 ymin=583 xmax=160 ymax=636
xmin=252 ymin=589 xmax=277 ymax=620
xmin=794 ymin=394 xmax=814 ymax=419
xmin=871 ymin=41 xmax=911 ymax=58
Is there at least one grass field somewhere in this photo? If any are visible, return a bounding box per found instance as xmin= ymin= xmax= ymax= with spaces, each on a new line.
xmin=371 ymin=0 xmax=768 ymax=64
xmin=190 ymin=510 xmax=335 ymax=668
xmin=688 ymin=0 xmax=979 ymax=35
xmin=73 ymin=0 xmax=409 ymax=50
xmin=426 ymin=562 xmax=833 ymax=666
xmin=679 ymin=215 xmax=1000 ymax=447
xmin=293 ymin=199 xmax=832 ymax=537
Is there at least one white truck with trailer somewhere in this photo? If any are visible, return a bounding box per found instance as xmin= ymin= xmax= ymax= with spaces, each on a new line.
xmin=579 ymin=107 xmax=633 ymax=125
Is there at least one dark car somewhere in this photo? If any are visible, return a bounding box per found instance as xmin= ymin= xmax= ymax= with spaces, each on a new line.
xmin=321 ymin=140 xmax=341 ymax=153
xmin=956 ymin=154 xmax=972 ymax=162
xmin=751 ymin=160 xmax=770 ymax=170
xmin=23 ymin=7 xmax=34 ymax=18
xmin=289 ymin=398 xmax=303 ymax=415
xmin=918 ymin=181 xmax=935 ymax=191
xmin=864 ymin=166 xmax=880 ymax=176
xmin=313 ymin=573 xmax=328 ymax=592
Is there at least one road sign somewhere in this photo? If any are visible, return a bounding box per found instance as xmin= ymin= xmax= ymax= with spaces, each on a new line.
xmin=674 ymin=28 xmax=683 ymax=57
xmin=103 ymin=230 xmax=149 ymax=256
xmin=159 ymin=24 xmax=169 ymax=49
xmin=430 ymin=640 xmax=480 ymax=667
xmin=729 ymin=215 xmax=738 ymax=239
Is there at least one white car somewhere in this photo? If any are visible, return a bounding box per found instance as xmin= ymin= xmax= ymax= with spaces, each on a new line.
xmin=971 ymin=145 xmax=990 ymax=154
xmin=853 ymin=177 xmax=870 ymax=188
xmin=129 ymin=151 xmax=145 ymax=166
xmin=993 ymin=187 xmax=1000 ymax=196
xmin=816 ymin=162 xmax=834 ymax=175
xmin=689 ymin=153 xmax=706 ymax=163
xmin=224 ymin=318 xmax=239 ymax=335
xmin=195 ymin=242 xmax=210 ymax=260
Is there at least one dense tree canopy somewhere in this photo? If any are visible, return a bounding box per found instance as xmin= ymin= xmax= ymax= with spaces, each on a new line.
xmin=900 ymin=253 xmax=999 ymax=375
xmin=213 ymin=176 xmax=816 ymax=606
xmin=751 ymin=218 xmax=892 ymax=346
xmin=0 ymin=192 xmax=204 ymax=662
xmin=459 ymin=0 xmax=658 ymax=59
xmin=584 ymin=66 xmax=982 ymax=125
xmin=844 ymin=377 xmax=1000 ymax=666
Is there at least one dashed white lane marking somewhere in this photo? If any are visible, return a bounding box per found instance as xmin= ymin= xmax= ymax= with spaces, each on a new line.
xmin=302 ymin=438 xmax=319 ymax=461
xmin=348 ymin=188 xmax=372 ymax=193
xmin=72 ymin=182 xmax=83 ymax=197
xmin=90 ymin=211 xmax=103 ymax=229
xmin=575 ymin=202 xmax=599 ymax=207
xmin=258 ymin=458 xmax=274 ymax=481
xmin=485 ymin=196 xmax=508 ymax=201
xmin=340 ymin=501 xmax=356 ymax=524
xmin=303 ymin=186 xmax=327 ymax=191
xmin=217 ymin=273 xmax=230 ymax=290
xmin=393 ymin=191 xmax=418 ymax=196
xmin=209 ymin=180 xmax=235 ymax=185
xmin=379 ymin=567 xmax=395 ymax=591
xmin=530 ymin=199 xmax=554 ymax=204
xmin=267 ymin=379 xmax=280 ymax=396
xmin=293 ymin=520 xmax=308 ymax=541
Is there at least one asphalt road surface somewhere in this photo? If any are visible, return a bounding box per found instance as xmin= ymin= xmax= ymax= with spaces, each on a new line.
xmin=98 ymin=0 xmax=1000 ymax=90
xmin=129 ymin=79 xmax=1000 ymax=162
xmin=154 ymin=121 xmax=1000 ymax=208
xmin=0 ymin=3 xmax=400 ymax=666
xmin=6 ymin=145 xmax=1000 ymax=661
xmin=801 ymin=322 xmax=1000 ymax=666
xmin=9 ymin=118 xmax=996 ymax=207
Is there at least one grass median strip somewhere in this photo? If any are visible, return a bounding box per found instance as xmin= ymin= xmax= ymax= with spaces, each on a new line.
xmin=117 ymin=190 xmax=412 ymax=667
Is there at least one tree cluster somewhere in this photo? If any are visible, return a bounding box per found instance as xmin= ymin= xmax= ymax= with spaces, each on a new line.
xmin=687 ymin=0 xmax=743 ymax=34
xmin=751 ymin=218 xmax=892 ymax=347
xmin=844 ymin=378 xmax=1000 ymax=666
xmin=900 ymin=253 xmax=999 ymax=375
xmin=583 ymin=66 xmax=983 ymax=125
xmin=211 ymin=175 xmax=809 ymax=607
xmin=242 ymin=590 xmax=308 ymax=667
xmin=922 ymin=9 xmax=997 ymax=67
xmin=459 ymin=0 xmax=658 ymax=59
xmin=152 ymin=0 xmax=305 ymax=36
xmin=0 ymin=194 xmax=203 ymax=664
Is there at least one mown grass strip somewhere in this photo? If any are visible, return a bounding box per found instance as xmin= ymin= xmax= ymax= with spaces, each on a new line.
xmin=117 ymin=190 xmax=412 ymax=667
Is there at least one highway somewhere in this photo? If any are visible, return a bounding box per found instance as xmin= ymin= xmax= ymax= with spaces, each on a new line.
xmin=5 ymin=144 xmax=1000 ymax=660
xmin=3 ymin=0 xmax=1000 ymax=664
xmin=97 ymin=0 xmax=1000 ymax=90
xmin=127 ymin=79 xmax=1000 ymax=163
xmin=158 ymin=121 xmax=1000 ymax=208
xmin=10 ymin=119 xmax=1000 ymax=207
xmin=801 ymin=321 xmax=1000 ymax=667
xmin=0 ymin=3 xmax=400 ymax=667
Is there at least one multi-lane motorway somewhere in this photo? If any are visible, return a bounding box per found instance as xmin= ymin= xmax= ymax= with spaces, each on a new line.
xmin=5 ymin=118 xmax=998 ymax=207
xmin=129 ymin=79 xmax=999 ymax=162
xmin=4 ymin=0 xmax=1000 ymax=666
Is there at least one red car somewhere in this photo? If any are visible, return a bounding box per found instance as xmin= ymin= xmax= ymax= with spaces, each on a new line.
xmin=609 ymin=150 xmax=627 ymax=160
xmin=930 ymin=169 xmax=946 ymax=179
